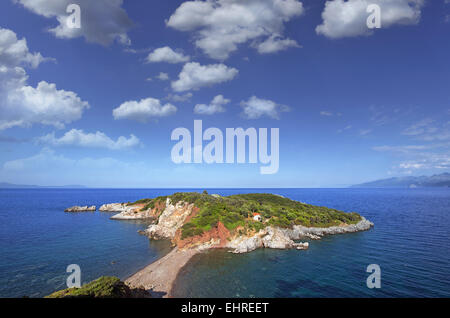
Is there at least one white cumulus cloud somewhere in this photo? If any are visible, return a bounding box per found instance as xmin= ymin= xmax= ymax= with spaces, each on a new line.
xmin=316 ymin=0 xmax=424 ymax=39
xmin=240 ymin=96 xmax=289 ymax=119
xmin=254 ymin=35 xmax=300 ymax=54
xmin=113 ymin=97 xmax=177 ymax=122
xmin=171 ymin=62 xmax=238 ymax=92
xmin=146 ymin=46 xmax=190 ymax=64
xmin=194 ymin=95 xmax=230 ymax=115
xmin=7 ymin=81 xmax=89 ymax=129
xmin=37 ymin=129 xmax=141 ymax=150
xmin=15 ymin=0 xmax=133 ymax=45
xmin=0 ymin=28 xmax=46 ymax=68
xmin=166 ymin=0 xmax=304 ymax=60
xmin=0 ymin=27 xmax=89 ymax=130
xmin=156 ymin=72 xmax=170 ymax=81
xmin=166 ymin=92 xmax=193 ymax=102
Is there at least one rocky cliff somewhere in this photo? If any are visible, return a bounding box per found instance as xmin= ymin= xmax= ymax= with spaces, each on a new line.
xmin=146 ymin=198 xmax=199 ymax=239
xmin=135 ymin=194 xmax=374 ymax=254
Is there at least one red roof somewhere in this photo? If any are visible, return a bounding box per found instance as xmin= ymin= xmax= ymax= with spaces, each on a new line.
xmin=252 ymin=213 xmax=261 ymax=216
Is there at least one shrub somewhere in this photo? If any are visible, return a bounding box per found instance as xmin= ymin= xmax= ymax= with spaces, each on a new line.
xmin=45 ymin=276 xmax=149 ymax=298
xmin=164 ymin=192 xmax=362 ymax=239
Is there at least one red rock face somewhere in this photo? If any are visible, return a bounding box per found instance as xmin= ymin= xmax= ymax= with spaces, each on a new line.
xmin=215 ymin=222 xmax=231 ymax=248
xmin=174 ymin=219 xmax=231 ymax=249
xmin=152 ymin=200 xmax=166 ymax=218
xmin=172 ymin=206 xmax=200 ymax=248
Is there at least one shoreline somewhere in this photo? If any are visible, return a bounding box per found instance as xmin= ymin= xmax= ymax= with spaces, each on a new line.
xmin=72 ymin=194 xmax=373 ymax=298
xmin=125 ymin=247 xmax=199 ymax=298
xmin=123 ymin=219 xmax=373 ymax=298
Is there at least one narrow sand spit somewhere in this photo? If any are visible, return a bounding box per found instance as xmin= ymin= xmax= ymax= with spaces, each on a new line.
xmin=125 ymin=248 xmax=198 ymax=298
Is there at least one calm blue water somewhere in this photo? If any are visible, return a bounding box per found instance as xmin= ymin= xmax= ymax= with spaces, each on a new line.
xmin=0 ymin=189 xmax=178 ymax=298
xmin=0 ymin=188 xmax=449 ymax=298
xmin=172 ymin=188 xmax=450 ymax=298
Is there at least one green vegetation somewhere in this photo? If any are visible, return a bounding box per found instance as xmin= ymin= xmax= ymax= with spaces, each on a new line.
xmin=129 ymin=198 xmax=152 ymax=205
xmin=140 ymin=196 xmax=168 ymax=211
xmin=155 ymin=192 xmax=362 ymax=239
xmin=45 ymin=276 xmax=149 ymax=298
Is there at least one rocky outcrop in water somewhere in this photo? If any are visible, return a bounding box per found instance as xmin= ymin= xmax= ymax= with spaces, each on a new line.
xmin=226 ymin=227 xmax=309 ymax=253
xmin=225 ymin=230 xmax=265 ymax=253
xmin=110 ymin=207 xmax=155 ymax=220
xmin=280 ymin=217 xmax=374 ymax=240
xmin=99 ymin=203 xmax=156 ymax=220
xmin=65 ymin=206 xmax=96 ymax=212
xmin=99 ymin=203 xmax=127 ymax=212
xmin=225 ymin=218 xmax=373 ymax=253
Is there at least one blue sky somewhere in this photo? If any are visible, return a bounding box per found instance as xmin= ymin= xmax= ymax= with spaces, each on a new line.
xmin=0 ymin=0 xmax=449 ymax=188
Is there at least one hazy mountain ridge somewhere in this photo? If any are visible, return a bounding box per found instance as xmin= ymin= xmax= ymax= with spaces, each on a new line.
xmin=0 ymin=182 xmax=86 ymax=189
xmin=352 ymin=173 xmax=450 ymax=188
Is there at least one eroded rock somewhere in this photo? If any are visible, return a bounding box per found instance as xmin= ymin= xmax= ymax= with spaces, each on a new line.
xmin=64 ymin=206 xmax=96 ymax=212
xmin=110 ymin=206 xmax=154 ymax=220
xmin=145 ymin=198 xmax=197 ymax=239
xmin=226 ymin=231 xmax=265 ymax=253
xmin=99 ymin=203 xmax=127 ymax=212
xmin=281 ymin=217 xmax=374 ymax=240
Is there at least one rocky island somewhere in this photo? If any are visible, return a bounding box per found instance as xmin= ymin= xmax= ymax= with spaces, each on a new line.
xmin=64 ymin=205 xmax=96 ymax=212
xmin=58 ymin=192 xmax=373 ymax=298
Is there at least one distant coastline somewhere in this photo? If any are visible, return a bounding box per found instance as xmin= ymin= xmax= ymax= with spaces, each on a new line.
xmin=351 ymin=172 xmax=450 ymax=188
xmin=0 ymin=182 xmax=86 ymax=189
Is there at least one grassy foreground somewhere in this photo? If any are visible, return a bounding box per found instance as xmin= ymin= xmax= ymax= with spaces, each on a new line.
xmin=46 ymin=276 xmax=149 ymax=298
xmin=130 ymin=192 xmax=362 ymax=240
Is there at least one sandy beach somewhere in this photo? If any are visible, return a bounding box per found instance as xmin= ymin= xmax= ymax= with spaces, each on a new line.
xmin=125 ymin=248 xmax=199 ymax=298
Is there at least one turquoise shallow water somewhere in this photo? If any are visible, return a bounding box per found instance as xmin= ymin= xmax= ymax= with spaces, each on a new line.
xmin=0 ymin=188 xmax=449 ymax=297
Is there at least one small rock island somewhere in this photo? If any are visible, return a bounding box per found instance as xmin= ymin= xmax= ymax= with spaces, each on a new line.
xmin=57 ymin=192 xmax=373 ymax=298
xmin=64 ymin=205 xmax=96 ymax=212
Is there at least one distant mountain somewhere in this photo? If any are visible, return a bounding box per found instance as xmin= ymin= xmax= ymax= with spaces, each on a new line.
xmin=0 ymin=182 xmax=86 ymax=189
xmin=352 ymin=173 xmax=450 ymax=188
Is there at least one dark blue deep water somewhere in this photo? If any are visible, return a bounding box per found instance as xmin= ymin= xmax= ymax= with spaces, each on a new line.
xmin=1 ymin=188 xmax=449 ymax=298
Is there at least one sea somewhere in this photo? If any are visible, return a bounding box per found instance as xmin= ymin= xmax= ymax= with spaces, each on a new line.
xmin=0 ymin=188 xmax=449 ymax=298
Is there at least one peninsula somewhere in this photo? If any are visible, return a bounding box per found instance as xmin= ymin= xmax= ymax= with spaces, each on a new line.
xmin=58 ymin=192 xmax=373 ymax=298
